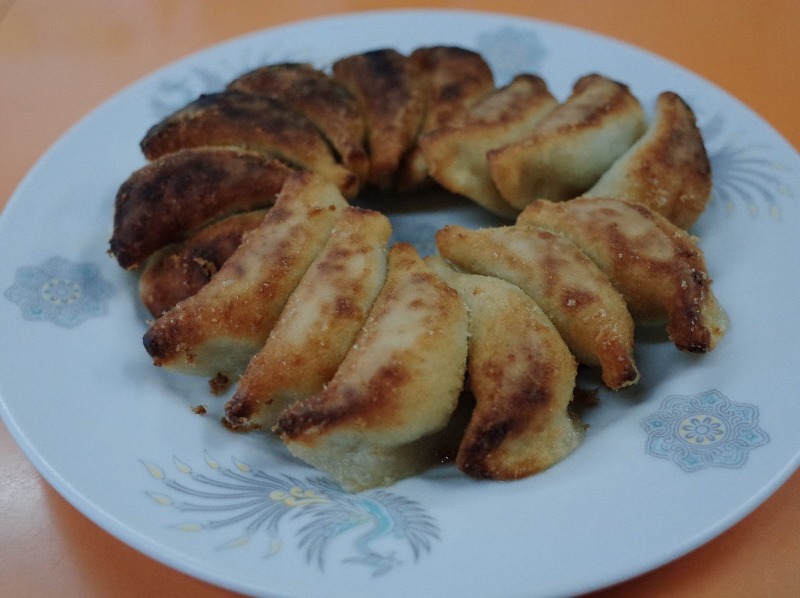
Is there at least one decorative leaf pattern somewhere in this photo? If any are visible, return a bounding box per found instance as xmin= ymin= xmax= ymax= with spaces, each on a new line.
xmin=142 ymin=454 xmax=440 ymax=575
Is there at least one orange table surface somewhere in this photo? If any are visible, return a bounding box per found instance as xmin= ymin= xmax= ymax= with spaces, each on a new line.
xmin=1 ymin=1 xmax=798 ymax=597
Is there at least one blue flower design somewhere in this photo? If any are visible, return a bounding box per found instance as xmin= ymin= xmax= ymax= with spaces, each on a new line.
xmin=5 ymin=256 xmax=115 ymax=328
xmin=142 ymin=452 xmax=440 ymax=576
xmin=641 ymin=390 xmax=769 ymax=472
xmin=475 ymin=26 xmax=547 ymax=84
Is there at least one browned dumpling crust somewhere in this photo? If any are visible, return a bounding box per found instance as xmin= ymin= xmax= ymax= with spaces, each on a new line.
xmin=109 ymin=147 xmax=293 ymax=270
xmin=142 ymin=172 xmax=349 ymax=381
xmin=488 ymin=73 xmax=647 ymax=209
xmin=419 ymin=74 xmax=558 ymax=218
xmin=583 ymin=91 xmax=712 ymax=229
xmin=517 ymin=197 xmax=727 ymax=352
xmin=228 ymin=63 xmax=369 ymax=183
xmin=275 ymin=243 xmax=469 ymax=492
xmin=436 ymin=224 xmax=639 ymax=389
xmin=332 ymin=49 xmax=426 ymax=189
xmin=426 ymin=256 xmax=583 ymax=480
xmin=397 ymin=46 xmax=495 ymax=188
xmin=138 ymin=209 xmax=267 ymax=317
xmin=224 ymin=207 xmax=392 ymax=432
xmin=139 ymin=90 xmax=358 ymax=197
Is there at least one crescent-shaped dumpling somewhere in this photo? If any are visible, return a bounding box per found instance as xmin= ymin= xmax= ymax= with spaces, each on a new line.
xmin=139 ymin=90 xmax=359 ymax=197
xmin=419 ymin=74 xmax=558 ymax=218
xmin=227 ymin=63 xmax=369 ymax=182
xmin=436 ymin=224 xmax=639 ymax=389
xmin=139 ymin=209 xmax=267 ymax=317
xmin=142 ymin=171 xmax=349 ymax=382
xmin=109 ymin=147 xmax=293 ymax=270
xmin=332 ymin=49 xmax=426 ymax=189
xmin=224 ymin=207 xmax=392 ymax=431
xmin=488 ymin=73 xmax=647 ymax=209
xmin=397 ymin=46 xmax=495 ymax=189
xmin=583 ymin=91 xmax=712 ymax=229
xmin=274 ymin=242 xmax=469 ymax=492
xmin=517 ymin=197 xmax=728 ymax=352
xmin=426 ymin=256 xmax=583 ymax=480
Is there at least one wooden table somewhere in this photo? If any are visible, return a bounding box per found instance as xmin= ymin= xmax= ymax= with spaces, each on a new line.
xmin=1 ymin=1 xmax=798 ymax=596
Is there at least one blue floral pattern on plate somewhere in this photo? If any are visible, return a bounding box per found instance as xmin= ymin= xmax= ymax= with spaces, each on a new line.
xmin=641 ymin=390 xmax=769 ymax=472
xmin=4 ymin=257 xmax=115 ymax=328
xmin=143 ymin=452 xmax=440 ymax=576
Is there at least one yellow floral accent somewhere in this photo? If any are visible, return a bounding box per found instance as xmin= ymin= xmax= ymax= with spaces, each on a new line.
xmin=220 ymin=535 xmax=251 ymax=549
xmin=203 ymin=450 xmax=220 ymax=469
xmin=143 ymin=461 xmax=165 ymax=480
xmin=175 ymin=523 xmax=203 ymax=532
xmin=232 ymin=457 xmax=251 ymax=473
xmin=269 ymin=486 xmax=330 ymax=507
xmin=147 ymin=492 xmax=173 ymax=506
xmin=173 ymin=456 xmax=192 ymax=474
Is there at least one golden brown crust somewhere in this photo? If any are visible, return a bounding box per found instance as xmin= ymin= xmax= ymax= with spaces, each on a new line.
xmin=139 ymin=90 xmax=358 ymax=197
xmin=274 ymin=243 xmax=469 ymax=491
xmin=228 ymin=63 xmax=369 ymax=182
xmin=109 ymin=147 xmax=292 ymax=270
xmin=436 ymin=224 xmax=639 ymax=389
xmin=419 ymin=74 xmax=558 ymax=218
xmin=142 ymin=171 xmax=349 ymax=379
xmin=488 ymin=73 xmax=647 ymax=208
xmin=396 ymin=46 xmax=495 ymax=188
xmin=583 ymin=91 xmax=712 ymax=229
xmin=518 ymin=198 xmax=727 ymax=353
xmin=138 ymin=210 xmax=267 ymax=317
xmin=517 ymin=197 xmax=727 ymax=352
xmin=332 ymin=49 xmax=426 ymax=189
xmin=224 ymin=207 xmax=392 ymax=431
xmin=426 ymin=257 xmax=582 ymax=480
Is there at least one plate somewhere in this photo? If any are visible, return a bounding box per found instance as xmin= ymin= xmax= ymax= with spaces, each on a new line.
xmin=1 ymin=10 xmax=799 ymax=598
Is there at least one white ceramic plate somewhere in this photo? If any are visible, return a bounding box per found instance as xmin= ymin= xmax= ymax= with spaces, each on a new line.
xmin=1 ymin=10 xmax=798 ymax=598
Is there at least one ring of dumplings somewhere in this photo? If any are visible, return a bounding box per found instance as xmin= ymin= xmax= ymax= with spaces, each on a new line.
xmin=110 ymin=46 xmax=726 ymax=492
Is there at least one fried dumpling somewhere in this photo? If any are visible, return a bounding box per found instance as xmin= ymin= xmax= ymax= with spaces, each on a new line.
xmin=397 ymin=46 xmax=495 ymax=189
xmin=517 ymin=197 xmax=727 ymax=352
xmin=419 ymin=74 xmax=558 ymax=218
xmin=274 ymin=243 xmax=469 ymax=492
xmin=436 ymin=224 xmax=639 ymax=389
xmin=488 ymin=74 xmax=647 ymax=209
xmin=139 ymin=90 xmax=358 ymax=197
xmin=109 ymin=148 xmax=293 ymax=270
xmin=583 ymin=91 xmax=712 ymax=229
xmin=426 ymin=256 xmax=583 ymax=479
xmin=142 ymin=172 xmax=349 ymax=381
xmin=332 ymin=49 xmax=426 ymax=189
xmin=228 ymin=63 xmax=369 ymax=182
xmin=224 ymin=207 xmax=392 ymax=431
xmin=138 ymin=209 xmax=267 ymax=317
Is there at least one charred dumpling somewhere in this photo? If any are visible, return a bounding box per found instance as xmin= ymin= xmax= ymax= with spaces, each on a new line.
xmin=227 ymin=63 xmax=370 ymax=183
xmin=139 ymin=209 xmax=267 ymax=317
xmin=427 ymin=256 xmax=583 ymax=479
xmin=517 ymin=197 xmax=727 ymax=352
xmin=224 ymin=207 xmax=392 ymax=431
xmin=488 ymin=74 xmax=647 ymax=209
xmin=419 ymin=74 xmax=558 ymax=218
xmin=274 ymin=243 xmax=469 ymax=492
xmin=109 ymin=147 xmax=292 ymax=270
xmin=436 ymin=224 xmax=639 ymax=390
xmin=140 ymin=90 xmax=359 ymax=197
xmin=396 ymin=45 xmax=495 ymax=188
xmin=142 ymin=172 xmax=348 ymax=381
xmin=583 ymin=91 xmax=712 ymax=229
xmin=332 ymin=49 xmax=426 ymax=189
